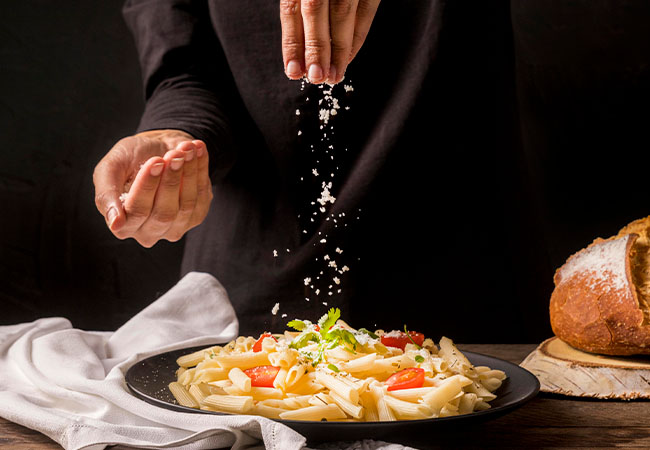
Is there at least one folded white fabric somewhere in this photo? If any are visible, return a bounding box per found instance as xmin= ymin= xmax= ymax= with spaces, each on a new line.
xmin=0 ymin=272 xmax=417 ymax=450
xmin=0 ymin=272 xmax=304 ymax=450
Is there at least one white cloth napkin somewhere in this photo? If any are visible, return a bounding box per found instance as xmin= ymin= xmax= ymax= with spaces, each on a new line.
xmin=0 ymin=272 xmax=416 ymax=450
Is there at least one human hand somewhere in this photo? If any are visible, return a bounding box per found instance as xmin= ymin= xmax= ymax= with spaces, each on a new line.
xmin=280 ymin=0 xmax=381 ymax=84
xmin=93 ymin=129 xmax=212 ymax=247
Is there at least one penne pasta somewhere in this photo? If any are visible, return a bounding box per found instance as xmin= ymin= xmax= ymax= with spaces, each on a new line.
xmin=169 ymin=381 xmax=199 ymax=408
xmin=279 ymin=404 xmax=347 ymax=421
xmin=202 ymin=394 xmax=253 ymax=413
xmin=176 ymin=346 xmax=221 ymax=368
xmin=215 ymin=352 xmax=271 ymax=370
xmin=168 ymin=309 xmax=506 ymax=422
xmin=228 ymin=367 xmax=251 ymax=392
xmin=384 ymin=395 xmax=433 ymax=420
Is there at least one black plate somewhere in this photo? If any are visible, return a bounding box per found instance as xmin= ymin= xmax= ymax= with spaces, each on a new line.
xmin=126 ymin=345 xmax=539 ymax=443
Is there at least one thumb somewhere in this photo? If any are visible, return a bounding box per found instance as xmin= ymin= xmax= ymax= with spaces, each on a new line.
xmin=93 ymin=156 xmax=128 ymax=233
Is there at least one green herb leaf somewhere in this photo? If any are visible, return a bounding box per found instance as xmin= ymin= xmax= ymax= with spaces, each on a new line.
xmin=287 ymin=319 xmax=307 ymax=331
xmin=415 ymin=355 xmax=425 ymax=363
xmin=328 ymin=364 xmax=340 ymax=373
xmin=357 ymin=328 xmax=379 ymax=339
xmin=318 ymin=307 xmax=341 ymax=336
xmin=325 ymin=328 xmax=358 ymax=352
xmin=289 ymin=331 xmax=319 ymax=349
xmin=404 ymin=325 xmax=422 ymax=349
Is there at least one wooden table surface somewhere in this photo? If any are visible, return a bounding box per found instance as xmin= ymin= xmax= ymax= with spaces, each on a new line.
xmin=2 ymin=344 xmax=649 ymax=449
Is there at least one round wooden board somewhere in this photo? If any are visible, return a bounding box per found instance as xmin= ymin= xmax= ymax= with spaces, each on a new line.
xmin=520 ymin=337 xmax=650 ymax=399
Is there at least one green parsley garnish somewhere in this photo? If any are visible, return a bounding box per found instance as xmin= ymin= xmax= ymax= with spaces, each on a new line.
xmin=415 ymin=355 xmax=425 ymax=363
xmin=327 ymin=327 xmax=358 ymax=351
xmin=357 ymin=328 xmax=379 ymax=339
xmin=288 ymin=308 xmax=361 ymax=364
xmin=287 ymin=319 xmax=307 ymax=331
xmin=288 ymin=331 xmax=319 ymax=350
xmin=328 ymin=363 xmax=340 ymax=373
xmin=318 ymin=308 xmax=341 ymax=336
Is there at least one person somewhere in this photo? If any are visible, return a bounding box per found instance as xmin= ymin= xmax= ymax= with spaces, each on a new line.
xmin=94 ymin=0 xmax=552 ymax=341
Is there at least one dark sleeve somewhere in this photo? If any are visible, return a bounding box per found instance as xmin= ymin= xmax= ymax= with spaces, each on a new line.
xmin=123 ymin=0 xmax=237 ymax=177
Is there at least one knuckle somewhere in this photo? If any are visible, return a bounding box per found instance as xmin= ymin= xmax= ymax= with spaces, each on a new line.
xmin=302 ymin=0 xmax=326 ymax=14
xmin=304 ymin=38 xmax=329 ymax=53
xmin=136 ymin=237 xmax=156 ymax=248
xmin=330 ymin=0 xmax=353 ymax=18
xmin=356 ymin=0 xmax=377 ymax=16
xmin=94 ymin=191 xmax=108 ymax=211
xmin=280 ymin=0 xmax=300 ymax=16
xmin=179 ymin=197 xmax=197 ymax=213
xmin=138 ymin=179 xmax=158 ymax=193
xmin=150 ymin=210 xmax=177 ymax=225
xmin=197 ymin=183 xmax=214 ymax=201
xmin=113 ymin=229 xmax=130 ymax=240
xmin=161 ymin=175 xmax=182 ymax=190
xmin=165 ymin=231 xmax=185 ymax=243
xmin=352 ymin=28 xmax=368 ymax=44
xmin=126 ymin=207 xmax=149 ymax=221
xmin=330 ymin=39 xmax=351 ymax=55
xmin=282 ymin=38 xmax=303 ymax=51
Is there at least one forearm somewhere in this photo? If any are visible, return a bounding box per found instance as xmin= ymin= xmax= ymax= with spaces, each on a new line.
xmin=137 ymin=73 xmax=236 ymax=178
xmin=123 ymin=0 xmax=238 ymax=179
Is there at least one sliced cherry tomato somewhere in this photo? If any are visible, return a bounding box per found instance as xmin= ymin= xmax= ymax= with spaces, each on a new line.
xmin=385 ymin=368 xmax=425 ymax=391
xmin=244 ymin=365 xmax=281 ymax=387
xmin=380 ymin=331 xmax=425 ymax=351
xmin=252 ymin=333 xmax=277 ymax=352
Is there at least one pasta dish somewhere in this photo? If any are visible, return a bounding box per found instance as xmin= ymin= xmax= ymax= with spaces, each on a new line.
xmin=169 ymin=308 xmax=506 ymax=421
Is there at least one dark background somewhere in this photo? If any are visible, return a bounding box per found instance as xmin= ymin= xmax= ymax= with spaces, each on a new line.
xmin=0 ymin=0 xmax=184 ymax=330
xmin=1 ymin=1 xmax=650 ymax=338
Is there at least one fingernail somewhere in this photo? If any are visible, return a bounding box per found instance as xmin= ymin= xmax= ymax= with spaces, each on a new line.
xmin=107 ymin=207 xmax=118 ymax=227
xmin=171 ymin=157 xmax=184 ymax=171
xmin=286 ymin=60 xmax=302 ymax=78
xmin=328 ymin=65 xmax=337 ymax=84
xmin=308 ymin=64 xmax=324 ymax=83
xmin=184 ymin=148 xmax=195 ymax=162
xmin=150 ymin=162 xmax=164 ymax=177
xmin=197 ymin=144 xmax=205 ymax=158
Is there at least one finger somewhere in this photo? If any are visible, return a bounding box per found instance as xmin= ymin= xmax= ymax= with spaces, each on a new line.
xmin=136 ymin=149 xmax=185 ymax=238
xmin=302 ymin=0 xmax=331 ymax=84
xmin=188 ymin=140 xmax=213 ymax=229
xmin=118 ymin=157 xmax=166 ymax=237
xmin=93 ymin=155 xmax=128 ymax=233
xmin=165 ymin=141 xmax=199 ymax=241
xmin=280 ymin=0 xmax=306 ymax=79
xmin=327 ymin=0 xmax=358 ymax=84
xmin=349 ymin=0 xmax=380 ymax=62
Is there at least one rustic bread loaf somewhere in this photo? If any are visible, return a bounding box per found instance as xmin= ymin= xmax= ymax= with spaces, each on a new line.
xmin=550 ymin=217 xmax=650 ymax=355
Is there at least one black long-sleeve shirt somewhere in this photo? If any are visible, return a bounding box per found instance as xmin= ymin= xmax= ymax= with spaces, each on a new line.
xmin=123 ymin=0 xmax=554 ymax=341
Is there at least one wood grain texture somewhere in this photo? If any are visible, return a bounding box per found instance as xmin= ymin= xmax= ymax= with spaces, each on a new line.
xmin=4 ymin=344 xmax=650 ymax=449
xmin=521 ymin=338 xmax=650 ymax=399
xmin=0 ymin=418 xmax=60 ymax=449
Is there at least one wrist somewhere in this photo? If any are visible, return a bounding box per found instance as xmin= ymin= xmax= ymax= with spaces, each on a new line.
xmin=136 ymin=129 xmax=195 ymax=142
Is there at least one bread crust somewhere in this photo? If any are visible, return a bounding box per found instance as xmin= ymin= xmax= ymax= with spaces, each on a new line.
xmin=550 ymin=232 xmax=650 ymax=355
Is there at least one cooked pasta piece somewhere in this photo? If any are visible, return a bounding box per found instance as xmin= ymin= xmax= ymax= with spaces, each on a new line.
xmin=168 ymin=308 xmax=506 ymax=422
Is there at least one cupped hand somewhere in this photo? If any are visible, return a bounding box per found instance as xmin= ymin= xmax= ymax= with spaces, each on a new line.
xmin=93 ymin=129 xmax=213 ymax=247
xmin=280 ymin=0 xmax=381 ymax=84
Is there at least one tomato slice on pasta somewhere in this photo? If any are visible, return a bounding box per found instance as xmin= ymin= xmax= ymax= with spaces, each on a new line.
xmin=385 ymin=368 xmax=425 ymax=391
xmin=252 ymin=333 xmax=277 ymax=352
xmin=380 ymin=331 xmax=425 ymax=350
xmin=244 ymin=365 xmax=281 ymax=387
